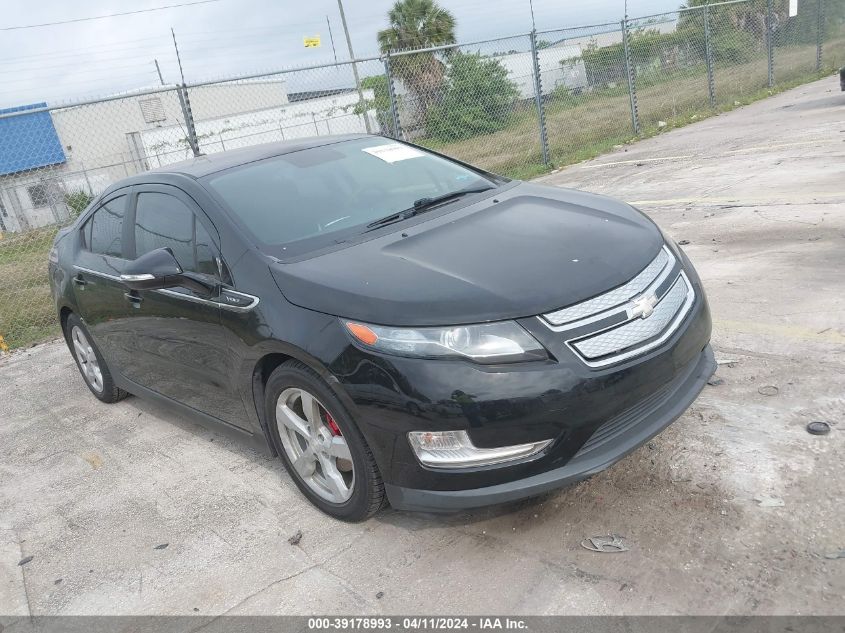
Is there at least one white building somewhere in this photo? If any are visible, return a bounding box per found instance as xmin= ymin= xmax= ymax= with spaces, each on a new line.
xmin=496 ymin=45 xmax=588 ymax=99
xmin=0 ymin=80 xmax=375 ymax=232
xmin=140 ymin=88 xmax=376 ymax=168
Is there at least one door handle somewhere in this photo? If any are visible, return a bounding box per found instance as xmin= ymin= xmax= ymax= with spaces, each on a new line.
xmin=72 ymin=275 xmax=88 ymax=288
xmin=124 ymin=292 xmax=143 ymax=307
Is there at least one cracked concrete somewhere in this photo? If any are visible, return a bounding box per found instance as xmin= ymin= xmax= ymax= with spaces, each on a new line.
xmin=1 ymin=76 xmax=843 ymax=617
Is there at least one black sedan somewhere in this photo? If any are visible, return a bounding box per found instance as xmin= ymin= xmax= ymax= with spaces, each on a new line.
xmin=49 ymin=135 xmax=714 ymax=521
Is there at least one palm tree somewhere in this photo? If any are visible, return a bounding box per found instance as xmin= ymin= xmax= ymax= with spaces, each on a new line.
xmin=377 ymin=0 xmax=457 ymax=128
xmin=377 ymin=0 xmax=456 ymax=53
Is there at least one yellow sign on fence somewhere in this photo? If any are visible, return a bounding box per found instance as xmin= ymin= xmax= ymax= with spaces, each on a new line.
xmin=303 ymin=35 xmax=321 ymax=48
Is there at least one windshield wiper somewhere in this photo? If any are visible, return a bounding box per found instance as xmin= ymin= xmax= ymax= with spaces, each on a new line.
xmin=411 ymin=185 xmax=495 ymax=211
xmin=365 ymin=184 xmax=496 ymax=231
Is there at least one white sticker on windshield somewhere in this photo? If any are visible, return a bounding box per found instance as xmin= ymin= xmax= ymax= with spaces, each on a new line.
xmin=362 ymin=143 xmax=425 ymax=163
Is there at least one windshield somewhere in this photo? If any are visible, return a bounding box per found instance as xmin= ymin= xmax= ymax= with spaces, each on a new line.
xmin=203 ymin=137 xmax=498 ymax=255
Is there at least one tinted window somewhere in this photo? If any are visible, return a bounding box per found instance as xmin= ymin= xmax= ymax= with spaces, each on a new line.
xmin=204 ymin=138 xmax=496 ymax=255
xmin=195 ymin=221 xmax=218 ymax=277
xmin=89 ymin=196 xmax=126 ymax=257
xmin=134 ymin=192 xmax=218 ymax=276
xmin=82 ymin=216 xmax=92 ymax=249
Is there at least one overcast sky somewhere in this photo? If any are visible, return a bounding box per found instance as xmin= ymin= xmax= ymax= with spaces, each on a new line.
xmin=1 ymin=0 xmax=685 ymax=108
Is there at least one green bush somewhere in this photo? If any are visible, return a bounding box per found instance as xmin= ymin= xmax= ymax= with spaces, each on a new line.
xmin=64 ymin=190 xmax=94 ymax=219
xmin=354 ymin=75 xmax=398 ymax=136
xmin=425 ymin=53 xmax=519 ymax=142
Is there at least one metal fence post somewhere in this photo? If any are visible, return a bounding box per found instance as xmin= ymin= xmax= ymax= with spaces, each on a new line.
xmin=621 ymin=18 xmax=641 ymax=135
xmin=383 ymin=53 xmax=403 ymax=140
xmin=177 ymin=84 xmax=201 ymax=157
xmin=529 ymin=30 xmax=551 ymax=167
xmin=704 ymin=4 xmax=716 ymax=108
xmin=766 ymin=0 xmax=775 ymax=88
xmin=816 ymin=0 xmax=824 ymax=70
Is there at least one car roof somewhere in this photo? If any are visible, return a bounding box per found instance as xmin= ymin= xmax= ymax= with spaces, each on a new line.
xmin=146 ymin=133 xmax=371 ymax=178
xmin=97 ymin=134 xmax=374 ymax=200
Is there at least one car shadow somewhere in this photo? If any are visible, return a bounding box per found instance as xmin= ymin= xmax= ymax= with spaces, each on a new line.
xmin=375 ymin=490 xmax=562 ymax=529
xmin=123 ymin=394 xmax=276 ymax=464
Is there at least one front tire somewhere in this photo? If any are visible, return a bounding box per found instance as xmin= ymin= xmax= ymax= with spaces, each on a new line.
xmin=64 ymin=313 xmax=128 ymax=404
xmin=266 ymin=360 xmax=386 ymax=522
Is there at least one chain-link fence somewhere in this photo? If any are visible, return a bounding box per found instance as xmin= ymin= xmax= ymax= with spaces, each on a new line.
xmin=538 ymin=22 xmax=640 ymax=162
xmin=1 ymin=0 xmax=843 ymax=351
xmin=387 ymin=34 xmax=546 ymax=176
xmin=0 ymin=87 xmax=190 ymax=350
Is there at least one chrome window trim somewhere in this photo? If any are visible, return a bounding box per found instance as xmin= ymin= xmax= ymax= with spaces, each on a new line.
xmin=564 ymin=271 xmax=696 ymax=369
xmin=542 ymin=246 xmax=677 ymax=334
xmin=73 ymin=266 xmax=259 ymax=312
xmin=156 ymin=288 xmax=260 ymax=312
xmin=120 ymin=273 xmax=155 ymax=282
xmin=73 ymin=265 xmax=120 ymax=282
xmin=155 ymin=288 xmax=217 ymax=307
xmin=542 ymin=246 xmax=674 ymax=329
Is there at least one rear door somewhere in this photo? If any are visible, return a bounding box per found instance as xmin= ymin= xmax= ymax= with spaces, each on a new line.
xmin=119 ymin=185 xmax=249 ymax=428
xmin=72 ymin=192 xmax=135 ymax=370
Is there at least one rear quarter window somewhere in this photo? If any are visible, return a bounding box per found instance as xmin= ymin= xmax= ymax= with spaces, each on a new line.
xmin=87 ymin=196 xmax=126 ymax=257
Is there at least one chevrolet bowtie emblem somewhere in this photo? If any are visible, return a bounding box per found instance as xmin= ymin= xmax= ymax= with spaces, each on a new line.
xmin=629 ymin=293 xmax=658 ymax=319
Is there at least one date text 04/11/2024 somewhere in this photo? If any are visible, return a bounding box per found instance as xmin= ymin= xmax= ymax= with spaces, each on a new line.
xmin=307 ymin=617 xmax=529 ymax=630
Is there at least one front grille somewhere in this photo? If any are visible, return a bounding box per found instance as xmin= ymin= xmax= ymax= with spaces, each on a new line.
xmin=539 ymin=245 xmax=695 ymax=368
xmin=572 ymin=275 xmax=690 ymax=360
xmin=543 ymin=248 xmax=671 ymax=327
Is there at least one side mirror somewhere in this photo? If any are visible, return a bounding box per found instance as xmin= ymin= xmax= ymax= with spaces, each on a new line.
xmin=120 ymin=247 xmax=217 ymax=297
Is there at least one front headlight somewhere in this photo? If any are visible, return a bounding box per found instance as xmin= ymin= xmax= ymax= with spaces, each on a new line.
xmin=344 ymin=320 xmax=547 ymax=363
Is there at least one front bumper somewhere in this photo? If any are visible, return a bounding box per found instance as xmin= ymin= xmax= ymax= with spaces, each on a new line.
xmin=386 ymin=344 xmax=715 ymax=512
xmin=324 ymin=248 xmax=713 ymax=512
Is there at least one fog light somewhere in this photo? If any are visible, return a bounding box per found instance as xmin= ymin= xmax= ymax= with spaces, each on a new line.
xmin=407 ymin=430 xmax=552 ymax=469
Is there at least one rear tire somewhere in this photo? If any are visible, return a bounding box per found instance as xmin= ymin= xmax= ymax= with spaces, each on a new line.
xmin=266 ymin=360 xmax=386 ymax=522
xmin=64 ymin=313 xmax=128 ymax=404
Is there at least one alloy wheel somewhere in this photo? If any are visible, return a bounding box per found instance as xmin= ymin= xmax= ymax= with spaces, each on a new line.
xmin=276 ymin=387 xmax=354 ymax=503
xmin=71 ymin=326 xmax=104 ymax=393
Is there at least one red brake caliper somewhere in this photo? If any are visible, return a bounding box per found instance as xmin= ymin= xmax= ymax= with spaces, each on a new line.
xmin=326 ymin=412 xmax=342 ymax=436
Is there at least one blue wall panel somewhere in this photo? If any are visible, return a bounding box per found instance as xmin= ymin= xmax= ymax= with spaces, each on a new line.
xmin=0 ymin=103 xmax=66 ymax=177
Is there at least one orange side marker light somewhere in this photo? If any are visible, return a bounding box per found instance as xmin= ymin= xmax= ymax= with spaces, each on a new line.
xmin=345 ymin=322 xmax=379 ymax=346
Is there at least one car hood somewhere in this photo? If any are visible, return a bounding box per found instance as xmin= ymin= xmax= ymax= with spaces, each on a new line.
xmin=270 ymin=182 xmax=663 ymax=326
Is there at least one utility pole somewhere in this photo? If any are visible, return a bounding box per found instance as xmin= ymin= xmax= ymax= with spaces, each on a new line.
xmin=326 ymin=15 xmax=338 ymax=64
xmin=171 ymin=27 xmax=187 ymax=84
xmin=171 ymin=27 xmax=200 ymax=157
xmin=154 ymin=59 xmax=165 ymax=85
xmin=336 ymin=0 xmax=372 ymax=133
